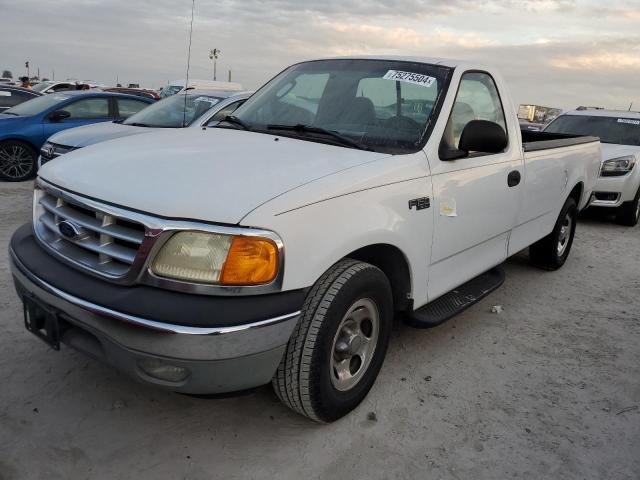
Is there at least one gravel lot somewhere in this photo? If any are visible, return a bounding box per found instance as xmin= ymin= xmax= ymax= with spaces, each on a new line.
xmin=0 ymin=181 xmax=638 ymax=480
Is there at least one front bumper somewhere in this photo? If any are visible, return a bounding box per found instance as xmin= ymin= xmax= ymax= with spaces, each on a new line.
xmin=590 ymin=172 xmax=639 ymax=208
xmin=9 ymin=225 xmax=303 ymax=394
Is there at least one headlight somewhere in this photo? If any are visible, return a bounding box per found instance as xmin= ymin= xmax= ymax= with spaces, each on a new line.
xmin=150 ymin=231 xmax=279 ymax=286
xmin=601 ymin=155 xmax=636 ymax=177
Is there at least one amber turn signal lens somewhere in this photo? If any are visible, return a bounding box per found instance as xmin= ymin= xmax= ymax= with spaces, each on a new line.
xmin=220 ymin=236 xmax=278 ymax=285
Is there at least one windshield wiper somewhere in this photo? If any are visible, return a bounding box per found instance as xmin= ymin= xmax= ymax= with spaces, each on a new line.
xmin=266 ymin=124 xmax=372 ymax=151
xmin=2 ymin=111 xmax=19 ymax=116
xmin=218 ymin=115 xmax=252 ymax=131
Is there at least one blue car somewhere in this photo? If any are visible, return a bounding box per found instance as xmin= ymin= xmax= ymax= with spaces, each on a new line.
xmin=0 ymin=91 xmax=155 ymax=181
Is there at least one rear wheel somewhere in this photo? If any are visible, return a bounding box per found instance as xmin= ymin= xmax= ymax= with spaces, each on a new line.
xmin=273 ymin=259 xmax=393 ymax=422
xmin=529 ymin=197 xmax=577 ymax=270
xmin=0 ymin=140 xmax=37 ymax=182
xmin=616 ymin=187 xmax=640 ymax=227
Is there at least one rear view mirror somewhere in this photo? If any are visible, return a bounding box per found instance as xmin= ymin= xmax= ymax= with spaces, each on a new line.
xmin=459 ymin=120 xmax=507 ymax=154
xmin=49 ymin=110 xmax=71 ymax=122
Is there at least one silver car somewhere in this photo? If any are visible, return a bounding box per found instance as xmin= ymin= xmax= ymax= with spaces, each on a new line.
xmin=38 ymin=89 xmax=252 ymax=167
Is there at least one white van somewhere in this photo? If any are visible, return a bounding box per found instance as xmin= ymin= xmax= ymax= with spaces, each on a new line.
xmin=160 ymin=79 xmax=243 ymax=97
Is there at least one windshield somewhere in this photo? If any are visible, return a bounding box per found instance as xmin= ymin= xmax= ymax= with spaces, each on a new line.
xmin=4 ymin=93 xmax=69 ymax=116
xmin=225 ymin=59 xmax=452 ymax=154
xmin=159 ymin=85 xmax=183 ymax=98
xmin=31 ymin=81 xmax=56 ymax=93
xmin=545 ymin=115 xmax=640 ymax=146
xmin=123 ymin=94 xmax=221 ymax=127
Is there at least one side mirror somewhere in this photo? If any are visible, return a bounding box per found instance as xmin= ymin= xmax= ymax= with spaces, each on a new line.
xmin=440 ymin=120 xmax=508 ymax=160
xmin=459 ymin=120 xmax=507 ymax=154
xmin=48 ymin=110 xmax=71 ymax=122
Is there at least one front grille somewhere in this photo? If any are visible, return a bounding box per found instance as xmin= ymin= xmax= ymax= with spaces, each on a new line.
xmin=33 ymin=187 xmax=145 ymax=278
xmin=40 ymin=143 xmax=75 ymax=166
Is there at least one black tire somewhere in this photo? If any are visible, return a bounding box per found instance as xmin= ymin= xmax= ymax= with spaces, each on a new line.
xmin=529 ymin=196 xmax=577 ymax=270
xmin=273 ymin=259 xmax=393 ymax=423
xmin=616 ymin=187 xmax=640 ymax=227
xmin=0 ymin=140 xmax=37 ymax=182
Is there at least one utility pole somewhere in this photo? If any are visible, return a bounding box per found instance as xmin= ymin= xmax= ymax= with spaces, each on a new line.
xmin=228 ymin=70 xmax=231 ymax=82
xmin=209 ymin=48 xmax=221 ymax=81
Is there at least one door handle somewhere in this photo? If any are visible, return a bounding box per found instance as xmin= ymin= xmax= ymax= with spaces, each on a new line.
xmin=507 ymin=170 xmax=521 ymax=187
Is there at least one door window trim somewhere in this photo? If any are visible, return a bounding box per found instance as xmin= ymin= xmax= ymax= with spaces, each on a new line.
xmin=438 ymin=69 xmax=509 ymax=161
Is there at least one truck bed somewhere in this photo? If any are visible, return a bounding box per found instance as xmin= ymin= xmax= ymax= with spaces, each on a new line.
xmin=521 ymin=130 xmax=600 ymax=152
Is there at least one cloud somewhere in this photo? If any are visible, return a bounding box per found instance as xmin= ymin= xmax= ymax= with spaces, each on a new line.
xmin=1 ymin=0 xmax=639 ymax=110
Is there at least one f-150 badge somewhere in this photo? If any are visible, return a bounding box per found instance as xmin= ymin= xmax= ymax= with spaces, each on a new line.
xmin=408 ymin=197 xmax=430 ymax=210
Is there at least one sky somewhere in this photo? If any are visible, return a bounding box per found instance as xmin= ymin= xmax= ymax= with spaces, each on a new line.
xmin=1 ymin=0 xmax=639 ymax=111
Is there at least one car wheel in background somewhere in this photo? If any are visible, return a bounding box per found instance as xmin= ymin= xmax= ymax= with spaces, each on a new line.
xmin=273 ymin=259 xmax=393 ymax=423
xmin=616 ymin=187 xmax=640 ymax=227
xmin=0 ymin=140 xmax=37 ymax=182
xmin=529 ymin=196 xmax=577 ymax=270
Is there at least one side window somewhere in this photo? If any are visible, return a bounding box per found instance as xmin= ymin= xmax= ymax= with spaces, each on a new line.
xmin=117 ymin=98 xmax=149 ymax=118
xmin=206 ymin=100 xmax=246 ymax=125
xmin=62 ymin=98 xmax=110 ymax=119
xmin=441 ymin=72 xmax=507 ymax=154
xmin=52 ymin=83 xmax=73 ymax=92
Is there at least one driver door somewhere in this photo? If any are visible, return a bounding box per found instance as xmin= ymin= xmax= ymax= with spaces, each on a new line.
xmin=427 ymin=71 xmax=523 ymax=300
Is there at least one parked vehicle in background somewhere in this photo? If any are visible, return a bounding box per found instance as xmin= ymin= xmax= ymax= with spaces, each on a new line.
xmin=104 ymin=87 xmax=160 ymax=100
xmin=0 ymin=78 xmax=15 ymax=85
xmin=10 ymin=57 xmax=601 ymax=422
xmin=159 ymin=79 xmax=243 ymax=97
xmin=38 ymin=90 xmax=251 ymax=167
xmin=0 ymin=91 xmax=154 ymax=181
xmin=0 ymin=86 xmax=42 ymax=112
xmin=544 ymin=109 xmax=640 ymax=226
xmin=518 ymin=104 xmax=562 ymax=124
xmin=31 ymin=81 xmax=76 ymax=94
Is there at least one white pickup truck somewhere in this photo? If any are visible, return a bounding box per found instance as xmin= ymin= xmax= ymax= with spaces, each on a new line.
xmin=10 ymin=57 xmax=601 ymax=422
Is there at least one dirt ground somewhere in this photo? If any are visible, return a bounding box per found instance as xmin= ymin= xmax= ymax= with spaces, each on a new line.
xmin=0 ymin=180 xmax=638 ymax=480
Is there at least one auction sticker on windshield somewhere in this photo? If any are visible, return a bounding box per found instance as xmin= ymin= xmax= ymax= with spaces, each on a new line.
xmin=618 ymin=118 xmax=640 ymax=126
xmin=383 ymin=70 xmax=436 ymax=87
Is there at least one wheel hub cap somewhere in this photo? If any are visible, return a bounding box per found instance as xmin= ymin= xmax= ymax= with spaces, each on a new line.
xmin=557 ymin=213 xmax=573 ymax=256
xmin=330 ymin=298 xmax=379 ymax=392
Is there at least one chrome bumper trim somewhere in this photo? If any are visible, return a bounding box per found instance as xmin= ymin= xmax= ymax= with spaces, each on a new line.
xmin=10 ymin=247 xmax=300 ymax=336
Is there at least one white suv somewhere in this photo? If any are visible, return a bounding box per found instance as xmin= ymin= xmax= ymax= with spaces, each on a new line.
xmin=545 ymin=110 xmax=640 ymax=226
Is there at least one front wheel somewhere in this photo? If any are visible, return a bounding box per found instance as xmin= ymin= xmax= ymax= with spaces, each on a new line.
xmin=529 ymin=197 xmax=577 ymax=270
xmin=616 ymin=187 xmax=640 ymax=227
xmin=0 ymin=140 xmax=38 ymax=182
xmin=273 ymin=259 xmax=393 ymax=423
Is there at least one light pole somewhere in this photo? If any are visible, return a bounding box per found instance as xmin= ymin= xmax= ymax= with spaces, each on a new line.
xmin=209 ymin=48 xmax=221 ymax=81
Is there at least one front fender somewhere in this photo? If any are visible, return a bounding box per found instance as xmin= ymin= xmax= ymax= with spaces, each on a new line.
xmin=242 ymin=172 xmax=434 ymax=308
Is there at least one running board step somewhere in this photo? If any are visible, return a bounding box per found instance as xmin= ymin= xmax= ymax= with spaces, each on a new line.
xmin=404 ymin=267 xmax=505 ymax=329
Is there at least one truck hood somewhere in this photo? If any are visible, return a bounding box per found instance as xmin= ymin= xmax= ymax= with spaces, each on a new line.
xmin=600 ymin=143 xmax=640 ymax=162
xmin=49 ymin=121 xmax=149 ymax=148
xmin=39 ymin=128 xmax=388 ymax=224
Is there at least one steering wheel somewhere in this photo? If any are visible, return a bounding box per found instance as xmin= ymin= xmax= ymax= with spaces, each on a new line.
xmin=385 ymin=115 xmax=422 ymax=136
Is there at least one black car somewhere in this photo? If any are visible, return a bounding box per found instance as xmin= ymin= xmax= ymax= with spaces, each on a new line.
xmin=0 ymin=86 xmax=42 ymax=113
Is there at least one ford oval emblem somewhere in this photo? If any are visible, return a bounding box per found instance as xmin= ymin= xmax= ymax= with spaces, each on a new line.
xmin=58 ymin=220 xmax=81 ymax=239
